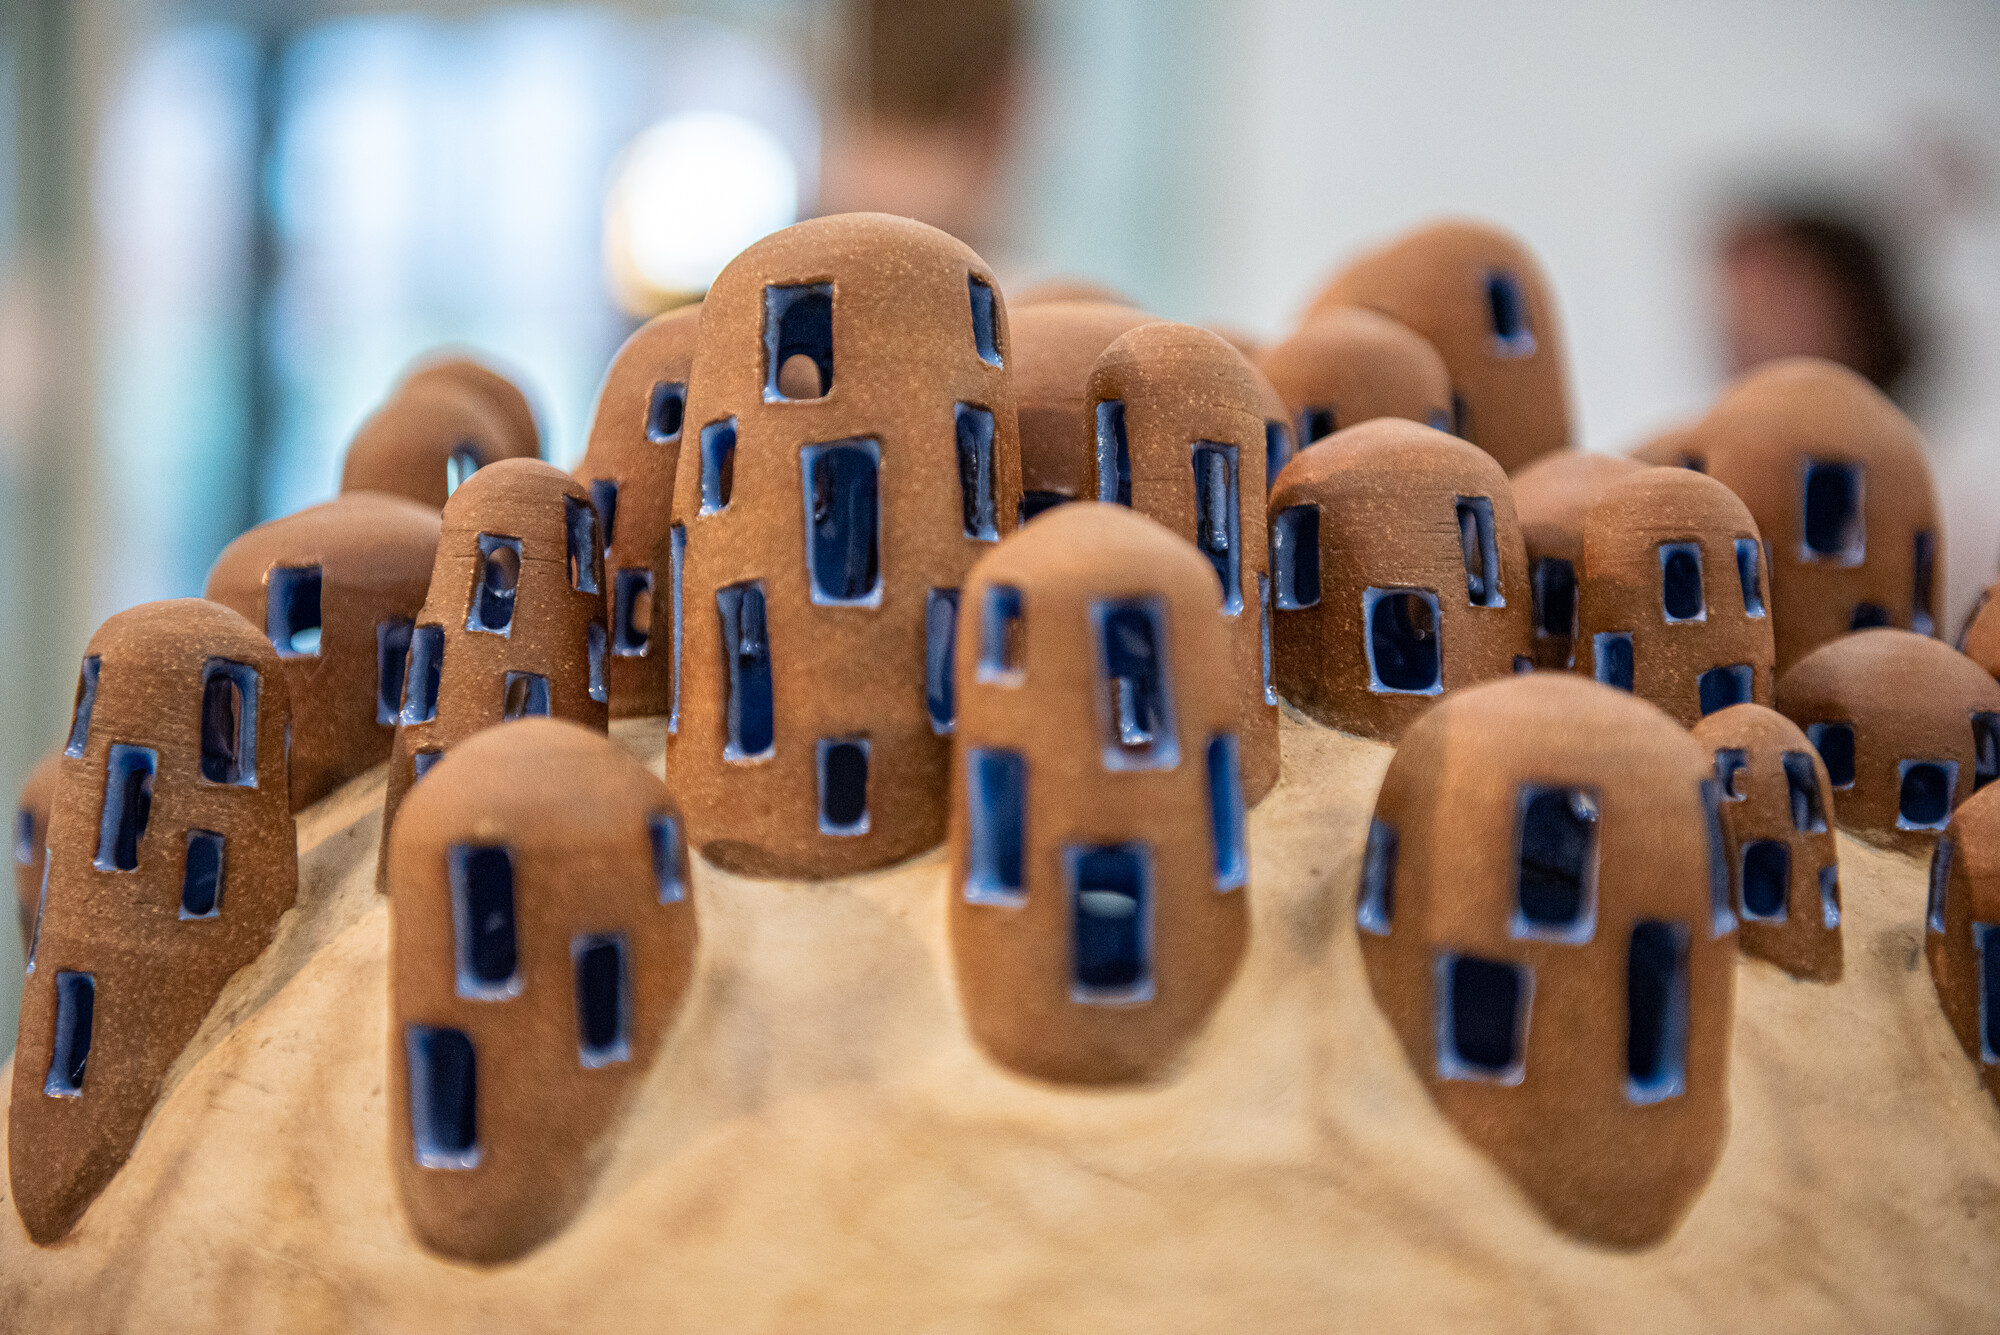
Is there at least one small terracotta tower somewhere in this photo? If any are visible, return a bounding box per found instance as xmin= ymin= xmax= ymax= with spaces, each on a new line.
xmin=949 ymin=504 xmax=1248 ymax=1084
xmin=401 ymin=351 xmax=541 ymax=462
xmin=1256 ymin=305 xmax=1452 ymax=452
xmin=1926 ymin=782 xmax=2000 ymax=1110
xmin=1267 ymin=419 xmax=1532 ymax=741
xmin=13 ymin=749 xmax=58 ymax=951
xmin=1626 ymin=420 xmax=1704 ymax=472
xmin=1572 ymin=467 xmax=1776 ymax=727
xmin=204 ymin=491 xmax=442 ymax=809
xmin=1508 ymin=450 xmax=1645 ymax=670
xmin=1692 ymin=357 xmax=1941 ymax=671
xmin=11 ymin=600 xmax=296 ymax=1244
xmin=341 ymin=372 xmax=538 ymax=512
xmin=1775 ymin=629 xmax=2000 ymax=853
xmin=1360 ymin=673 xmax=1734 ymax=1248
xmin=1011 ymin=299 xmax=1154 ymax=521
xmin=1308 ymin=218 xmax=1572 ymax=472
xmin=1692 ymin=703 xmax=1842 ymax=981
xmin=380 ymin=459 xmax=609 ymax=856
xmin=575 ymin=304 xmax=701 ymax=716
xmin=1956 ymin=579 xmax=2000 ymax=678
xmin=387 ymin=718 xmax=696 ymax=1262
xmin=664 ymin=213 xmax=1020 ymax=879
xmin=1082 ymin=322 xmax=1278 ymax=803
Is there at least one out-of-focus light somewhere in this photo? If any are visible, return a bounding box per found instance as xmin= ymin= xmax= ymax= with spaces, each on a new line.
xmin=606 ymin=110 xmax=798 ymax=313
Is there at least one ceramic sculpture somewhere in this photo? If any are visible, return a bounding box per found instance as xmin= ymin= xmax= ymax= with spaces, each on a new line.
xmin=663 ymin=213 xmax=1020 ymax=879
xmin=12 ymin=750 xmax=56 ymax=952
xmin=401 ymin=352 xmax=541 ymax=462
xmin=1775 ymin=628 xmax=2000 ymax=853
xmin=1247 ymin=362 xmax=1296 ymax=496
xmin=1256 ymin=305 xmax=1452 ymax=452
xmin=1082 ymin=322 xmax=1278 ymax=802
xmin=1267 ymin=419 xmax=1532 ymax=740
xmin=379 ymin=459 xmax=609 ymax=857
xmin=10 ymin=599 xmax=295 ymax=1244
xmin=386 ymin=719 xmax=696 ymax=1263
xmin=1308 ymin=219 xmax=1572 ymax=472
xmin=1692 ymin=357 xmax=1941 ymax=671
xmin=1010 ymin=277 xmax=1135 ymax=309
xmin=948 ymin=503 xmax=1246 ymax=1083
xmin=1571 ymin=467 xmax=1775 ymax=726
xmin=1626 ymin=420 xmax=1704 ymax=472
xmin=1360 ymin=672 xmax=1733 ymax=1247
xmin=1507 ymin=450 xmax=1645 ymax=670
xmin=1010 ymin=299 xmax=1155 ymax=522
xmin=204 ymin=492 xmax=442 ymax=810
xmin=342 ymin=372 xmax=539 ymax=512
xmin=575 ymin=305 xmax=701 ymax=717
xmin=1927 ymin=782 xmax=2000 ymax=1111
xmin=1957 ymin=579 xmax=2000 ymax=677
xmin=1691 ymin=704 xmax=1842 ymax=981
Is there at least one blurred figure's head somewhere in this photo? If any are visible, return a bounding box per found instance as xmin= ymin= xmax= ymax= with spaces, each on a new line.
xmin=1718 ymin=204 xmax=1919 ymax=402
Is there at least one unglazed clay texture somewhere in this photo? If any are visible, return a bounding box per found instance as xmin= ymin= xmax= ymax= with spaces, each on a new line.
xmin=1310 ymin=218 xmax=1572 ymax=473
xmin=1572 ymin=467 xmax=1775 ymax=728
xmin=575 ymin=305 xmax=701 ymax=718
xmin=1775 ymin=629 xmax=2000 ymax=854
xmin=401 ymin=352 xmax=542 ymax=463
xmin=386 ymin=719 xmax=696 ymax=1263
xmin=10 ymin=599 xmax=296 ymax=1244
xmin=665 ymin=213 xmax=1021 ymax=879
xmin=12 ymin=750 xmax=57 ymax=953
xmin=1692 ymin=357 xmax=1941 ymax=671
xmin=1508 ymin=449 xmax=1645 ymax=670
xmin=1268 ymin=418 xmax=1532 ymax=741
xmin=1083 ymin=322 xmax=1278 ymax=802
xmin=1257 ymin=304 xmax=1451 ymax=450
xmin=342 ymin=372 xmax=539 ymax=512
xmin=1010 ymin=299 xmax=1156 ymax=514
xmin=1928 ymin=782 xmax=2000 ymax=1112
xmin=205 ymin=492 xmax=442 ymax=810
xmin=948 ymin=504 xmax=1248 ymax=1085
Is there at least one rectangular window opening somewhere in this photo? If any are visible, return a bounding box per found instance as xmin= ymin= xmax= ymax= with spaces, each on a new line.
xmin=1300 ymin=406 xmax=1335 ymax=446
xmin=649 ymin=812 xmax=685 ymax=903
xmin=1626 ymin=920 xmax=1690 ymax=1103
xmin=1258 ymin=573 xmax=1277 ymax=706
xmin=14 ymin=807 xmax=32 ymax=866
xmin=44 ymin=971 xmax=94 ymax=1098
xmin=926 ymin=589 xmax=960 ymax=735
xmin=1514 ymin=786 xmax=1598 ymax=940
xmin=1593 ymin=632 xmax=1634 ymax=692
xmin=1714 ymin=748 xmax=1749 ymax=800
xmin=817 ymin=738 xmax=870 ymax=836
xmin=1915 ymin=530 xmax=1938 ymax=636
xmin=589 ymin=478 xmax=621 ymax=551
xmin=717 ymin=582 xmax=775 ymax=760
xmin=668 ymin=527 xmax=686 ymax=734
xmin=267 ymin=565 xmax=323 ymax=658
xmin=699 ymin=418 xmax=737 ymax=514
xmin=1973 ymin=713 xmax=2000 ymax=793
xmin=1701 ymin=777 xmax=1736 ymax=936
xmin=405 ymin=1025 xmax=479 ymax=1169
xmin=1358 ymin=818 xmax=1397 ymax=936
xmin=956 ymin=404 xmax=999 ymax=541
xmin=449 ymin=844 xmax=519 ymax=999
xmin=1976 ymin=922 xmax=2000 ymax=1063
xmin=1095 ymin=598 xmax=1177 ymax=769
xmin=65 ymin=656 xmax=102 ymax=759
xmin=764 ymin=283 xmax=834 ymax=400
xmin=1272 ymin=506 xmax=1320 ymax=610
xmin=1735 ymin=538 xmax=1766 ymax=618
xmin=1456 ymin=496 xmax=1502 ymax=608
xmin=1531 ymin=558 xmax=1575 ymax=640
xmin=587 ymin=623 xmax=608 ymax=704
xmin=94 ymin=744 xmax=156 ymax=873
xmin=1697 ymin=664 xmax=1754 ymax=716
xmin=969 ymin=275 xmax=1002 ymax=366
xmin=1193 ymin=444 xmax=1243 ymax=613
xmin=376 ymin=620 xmax=415 ymax=725
xmin=1486 ymin=270 xmax=1537 ymax=356
xmin=1019 ymin=490 xmax=1069 ymax=524
xmin=1264 ymin=421 xmax=1292 ymax=491
xmin=1741 ymin=839 xmax=1790 ymax=920
xmin=978 ymin=584 xmax=1025 ymax=683
xmin=647 ymin=380 xmax=686 ymax=443
xmin=400 ymin=626 xmax=445 ymax=725
xmin=1782 ymin=751 xmax=1827 ymax=831
xmin=468 ymin=534 xmax=522 ymax=635
xmin=1070 ymin=844 xmax=1152 ymax=1003
xmin=200 ymin=659 xmax=259 ymax=786
xmin=1365 ymin=588 xmax=1442 ymax=695
xmin=1898 ymin=759 xmax=1957 ymax=830
xmin=1807 ymin=722 xmax=1856 ymax=788
xmin=1207 ymin=734 xmax=1248 ymax=891
xmin=1801 ymin=460 xmax=1865 ymax=563
xmin=1436 ymin=953 xmax=1529 ymax=1083
xmin=965 ymin=748 xmax=1026 ymax=906
xmin=564 ymin=495 xmax=600 ymax=595
xmin=501 ymin=671 xmax=550 ymax=720
xmin=1660 ymin=542 xmax=1706 ymax=622
xmin=574 ymin=934 xmax=630 ymax=1068
xmin=1095 ymin=401 xmax=1131 ymax=506
xmin=180 ymin=830 xmax=224 ymax=920
xmin=802 ymin=439 xmax=882 ymax=605
xmin=607 ymin=569 xmax=654 ymax=662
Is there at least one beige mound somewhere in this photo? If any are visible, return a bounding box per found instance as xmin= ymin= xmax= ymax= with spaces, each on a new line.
xmin=3 ymin=713 xmax=1997 ymax=1332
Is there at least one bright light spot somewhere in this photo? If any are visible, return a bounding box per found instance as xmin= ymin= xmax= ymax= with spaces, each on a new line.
xmin=612 ymin=110 xmax=797 ymax=297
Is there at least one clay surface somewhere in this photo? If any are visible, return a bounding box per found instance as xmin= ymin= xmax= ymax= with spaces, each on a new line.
xmin=205 ymin=492 xmax=443 ymax=810
xmin=1956 ymin=579 xmax=2000 ymax=676
xmin=1928 ymin=782 xmax=2000 ymax=1111
xmin=12 ymin=750 xmax=57 ymax=952
xmin=1625 ymin=421 xmax=1703 ymax=471
xmin=1508 ymin=450 xmax=1644 ymax=669
xmin=1010 ymin=300 xmax=1157 ymax=509
xmin=1011 ymin=278 xmax=1136 ymax=309
xmin=1257 ymin=305 xmax=1451 ymax=448
xmin=402 ymin=352 xmax=541 ymax=462
xmin=342 ymin=377 xmax=537 ymax=512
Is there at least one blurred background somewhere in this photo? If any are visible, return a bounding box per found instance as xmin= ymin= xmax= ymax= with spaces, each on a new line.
xmin=1 ymin=0 xmax=1997 ymax=1047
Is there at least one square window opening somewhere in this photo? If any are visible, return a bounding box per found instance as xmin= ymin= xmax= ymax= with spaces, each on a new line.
xmin=502 ymin=671 xmax=550 ymax=720
xmin=1698 ymin=664 xmax=1754 ymax=716
xmin=1897 ymin=759 xmax=1957 ymax=831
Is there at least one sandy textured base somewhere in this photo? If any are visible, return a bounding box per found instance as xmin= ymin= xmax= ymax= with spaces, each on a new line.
xmin=3 ymin=712 xmax=1998 ymax=1332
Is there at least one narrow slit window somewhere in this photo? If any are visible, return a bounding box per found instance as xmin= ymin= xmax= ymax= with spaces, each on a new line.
xmin=587 ymin=623 xmax=608 ymax=704
xmin=565 ymin=495 xmax=600 ymax=594
xmin=817 ymin=739 xmax=870 ymax=836
xmin=1358 ymin=819 xmax=1397 ymax=936
xmin=405 ymin=1025 xmax=479 ymax=1169
xmin=1735 ymin=538 xmax=1765 ymax=618
xmin=699 ymin=419 xmax=736 ymax=513
xmin=180 ymin=830 xmax=224 ymax=920
xmin=445 ymin=448 xmax=479 ymax=497
xmin=764 ymin=283 xmax=834 ymax=400
xmin=1019 ymin=490 xmax=1068 ymax=524
xmin=468 ymin=535 xmax=522 ymax=635
xmin=978 ymin=584 xmax=1024 ymax=682
xmin=376 ymin=620 xmax=414 ymax=725
xmin=1207 ymin=734 xmax=1247 ymax=891
xmin=717 ymin=582 xmax=775 ymax=760
xmin=1807 ymin=722 xmax=1856 ymax=788
xmin=1192 ymin=444 xmax=1243 ymax=612
xmin=1714 ymin=748 xmax=1749 ymax=800
xmin=44 ymin=971 xmax=94 ymax=1098
xmin=400 ymin=626 xmax=445 ymax=725
xmin=1514 ymin=786 xmax=1598 ymax=940
xmin=1593 ymin=632 xmax=1634 ymax=692
xmin=13 ymin=808 xmax=32 ymax=865
xmin=1095 ymin=401 xmax=1131 ymax=506
xmin=1436 ymin=954 xmax=1529 ymax=1083
xmin=1258 ymin=573 xmax=1276 ymax=706
xmin=613 ymin=569 xmax=654 ymax=657
xmin=1697 ymin=665 xmax=1754 ymax=716
xmin=1801 ymin=460 xmax=1864 ymax=562
xmin=1272 ymin=506 xmax=1320 ymax=609
xmin=1701 ymin=777 xmax=1735 ymax=936
xmin=649 ymin=812 xmax=685 ymax=903
xmin=1264 ymin=421 xmax=1292 ymax=491
xmin=1485 ymin=270 xmax=1537 ymax=356
xmin=1365 ymin=589 xmax=1442 ymax=695
xmin=267 ymin=565 xmax=323 ymax=657
xmin=502 ymin=671 xmax=550 ymax=720
xmin=1741 ymin=840 xmax=1789 ymax=920
xmin=1976 ymin=923 xmax=2000 ymax=1062
xmin=964 ymin=748 xmax=1026 ymax=905
xmin=1914 ymin=531 xmax=1938 ymax=636
xmin=1821 ymin=864 xmax=1842 ymax=928
xmin=1782 ymin=751 xmax=1827 ymax=831
xmin=1625 ymin=920 xmax=1690 ymax=1103
xmin=590 ymin=479 xmax=620 ymax=551
xmin=1660 ymin=542 xmax=1705 ymax=622
xmin=925 ymin=589 xmax=959 ymax=734
xmin=968 ymin=275 xmax=1002 ymax=366
xmin=64 ymin=655 xmax=100 ymax=758
xmin=1096 ymin=598 xmax=1177 ymax=770
xmin=574 ymin=934 xmax=630 ymax=1068
xmin=449 ymin=844 xmax=519 ymax=998
xmin=200 ymin=660 xmax=259 ymax=786
xmin=1531 ymin=558 xmax=1575 ymax=640
xmin=955 ymin=404 xmax=999 ymax=540
xmin=802 ymin=439 xmax=881 ymax=605
xmin=1300 ymin=406 xmax=1335 ymax=446
xmin=1897 ymin=759 xmax=1956 ymax=831
xmin=1456 ymin=497 xmax=1502 ymax=608
xmin=646 ymin=380 xmax=686 ymax=443
xmin=1070 ymin=844 xmax=1151 ymax=1003
xmin=668 ymin=527 xmax=686 ymax=733
xmin=1973 ymin=713 xmax=2000 ymax=792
